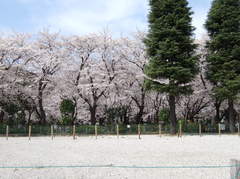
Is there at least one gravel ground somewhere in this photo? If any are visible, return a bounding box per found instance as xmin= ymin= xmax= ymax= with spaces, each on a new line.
xmin=0 ymin=135 xmax=239 ymax=179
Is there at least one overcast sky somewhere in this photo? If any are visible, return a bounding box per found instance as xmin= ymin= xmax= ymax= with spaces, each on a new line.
xmin=0 ymin=0 xmax=212 ymax=38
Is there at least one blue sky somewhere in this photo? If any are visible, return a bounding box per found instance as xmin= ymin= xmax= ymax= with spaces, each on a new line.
xmin=0 ymin=0 xmax=212 ymax=38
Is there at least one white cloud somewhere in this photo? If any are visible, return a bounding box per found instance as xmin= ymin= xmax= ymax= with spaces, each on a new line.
xmin=192 ymin=15 xmax=207 ymax=38
xmin=13 ymin=0 xmax=208 ymax=38
xmin=190 ymin=5 xmax=210 ymax=38
xmin=16 ymin=0 xmax=51 ymax=4
xmin=41 ymin=0 xmax=148 ymax=36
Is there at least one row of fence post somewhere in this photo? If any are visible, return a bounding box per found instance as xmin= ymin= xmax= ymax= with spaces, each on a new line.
xmin=3 ymin=123 xmax=240 ymax=140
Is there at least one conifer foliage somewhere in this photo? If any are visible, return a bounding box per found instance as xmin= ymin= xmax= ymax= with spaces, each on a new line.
xmin=205 ymin=0 xmax=240 ymax=132
xmin=144 ymin=0 xmax=199 ymax=134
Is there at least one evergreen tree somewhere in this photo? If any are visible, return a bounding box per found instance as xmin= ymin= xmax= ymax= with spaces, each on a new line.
xmin=144 ymin=0 xmax=198 ymax=134
xmin=205 ymin=0 xmax=240 ymax=132
xmin=60 ymin=99 xmax=76 ymax=125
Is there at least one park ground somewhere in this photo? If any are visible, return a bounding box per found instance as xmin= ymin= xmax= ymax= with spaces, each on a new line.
xmin=0 ymin=135 xmax=240 ymax=179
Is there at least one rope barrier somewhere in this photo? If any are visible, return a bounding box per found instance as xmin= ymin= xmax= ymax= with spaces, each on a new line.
xmin=0 ymin=164 xmax=240 ymax=169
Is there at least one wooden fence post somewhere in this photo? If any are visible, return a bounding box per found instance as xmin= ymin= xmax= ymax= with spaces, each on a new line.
xmin=238 ymin=123 xmax=240 ymax=137
xmin=218 ymin=123 xmax=221 ymax=137
xmin=28 ymin=125 xmax=31 ymax=141
xmin=138 ymin=124 xmax=141 ymax=139
xmin=51 ymin=125 xmax=54 ymax=140
xmin=95 ymin=125 xmax=98 ymax=139
xmin=73 ymin=125 xmax=76 ymax=140
xmin=199 ymin=122 xmax=202 ymax=137
xmin=116 ymin=124 xmax=119 ymax=139
xmin=238 ymin=114 xmax=240 ymax=137
xmin=178 ymin=121 xmax=182 ymax=137
xmin=6 ymin=125 xmax=9 ymax=140
xmin=159 ymin=124 xmax=162 ymax=137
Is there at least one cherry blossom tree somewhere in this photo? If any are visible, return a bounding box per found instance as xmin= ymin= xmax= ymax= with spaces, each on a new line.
xmin=60 ymin=32 xmax=122 ymax=125
xmin=25 ymin=31 xmax=65 ymax=124
xmin=0 ymin=33 xmax=36 ymax=124
xmin=117 ymin=33 xmax=148 ymax=124
xmin=1 ymin=30 xmax=234 ymax=128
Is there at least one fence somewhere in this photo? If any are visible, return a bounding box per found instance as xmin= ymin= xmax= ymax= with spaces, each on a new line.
xmin=0 ymin=122 xmax=239 ymax=137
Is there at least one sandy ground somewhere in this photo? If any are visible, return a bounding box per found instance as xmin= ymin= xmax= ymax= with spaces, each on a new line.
xmin=0 ymin=135 xmax=239 ymax=179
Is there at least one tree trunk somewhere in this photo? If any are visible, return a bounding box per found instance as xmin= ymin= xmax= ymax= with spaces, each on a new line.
xmin=38 ymin=94 xmax=46 ymax=124
xmin=71 ymin=98 xmax=78 ymax=125
xmin=133 ymin=88 xmax=145 ymax=124
xmin=228 ymin=98 xmax=235 ymax=133
xmin=214 ymin=105 xmax=220 ymax=124
xmin=154 ymin=110 xmax=160 ymax=124
xmin=123 ymin=112 xmax=129 ymax=125
xmin=213 ymin=100 xmax=221 ymax=125
xmin=169 ymin=95 xmax=177 ymax=134
xmin=0 ymin=110 xmax=4 ymax=123
xmin=37 ymin=80 xmax=46 ymax=124
xmin=90 ymin=105 xmax=97 ymax=125
xmin=27 ymin=111 xmax=32 ymax=126
xmin=135 ymin=106 xmax=144 ymax=124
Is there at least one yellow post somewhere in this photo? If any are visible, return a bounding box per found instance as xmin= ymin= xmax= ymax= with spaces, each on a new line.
xmin=28 ymin=125 xmax=31 ymax=141
xmin=116 ymin=124 xmax=119 ymax=139
xmin=73 ymin=125 xmax=76 ymax=140
xmin=159 ymin=124 xmax=162 ymax=137
xmin=95 ymin=125 xmax=98 ymax=139
xmin=218 ymin=123 xmax=221 ymax=137
xmin=238 ymin=123 xmax=240 ymax=137
xmin=6 ymin=125 xmax=9 ymax=140
xmin=238 ymin=114 xmax=240 ymax=137
xmin=51 ymin=125 xmax=53 ymax=140
xmin=179 ymin=121 xmax=182 ymax=137
xmin=138 ymin=124 xmax=141 ymax=139
xmin=199 ymin=122 xmax=202 ymax=137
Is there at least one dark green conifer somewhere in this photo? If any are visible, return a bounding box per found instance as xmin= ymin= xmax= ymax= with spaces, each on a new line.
xmin=144 ymin=0 xmax=198 ymax=134
xmin=205 ymin=0 xmax=240 ymax=132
